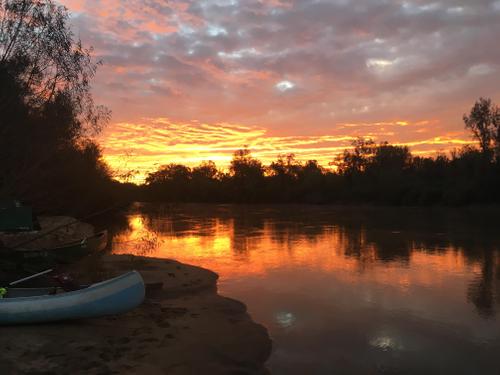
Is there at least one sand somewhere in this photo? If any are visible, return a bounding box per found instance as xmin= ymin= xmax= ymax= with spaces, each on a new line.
xmin=0 ymin=254 xmax=272 ymax=374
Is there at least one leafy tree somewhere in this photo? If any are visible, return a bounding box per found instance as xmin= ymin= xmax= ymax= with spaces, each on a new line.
xmin=463 ymin=97 xmax=499 ymax=159
xmin=230 ymin=149 xmax=264 ymax=180
xmin=333 ymin=138 xmax=376 ymax=175
xmin=146 ymin=164 xmax=192 ymax=185
xmin=268 ymin=154 xmax=301 ymax=179
xmin=192 ymin=161 xmax=219 ymax=180
xmin=229 ymin=148 xmax=265 ymax=202
xmin=191 ymin=161 xmax=221 ymax=201
xmin=0 ymin=0 xmax=109 ymax=131
xmin=0 ymin=0 xmax=112 ymax=213
xmin=370 ymin=143 xmax=412 ymax=172
xmin=145 ymin=164 xmax=192 ymax=202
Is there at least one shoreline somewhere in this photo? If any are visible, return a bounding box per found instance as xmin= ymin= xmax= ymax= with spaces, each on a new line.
xmin=0 ymin=254 xmax=273 ymax=374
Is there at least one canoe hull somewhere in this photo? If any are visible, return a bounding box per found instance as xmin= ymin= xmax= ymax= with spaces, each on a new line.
xmin=0 ymin=271 xmax=145 ymax=325
xmin=7 ymin=230 xmax=108 ymax=265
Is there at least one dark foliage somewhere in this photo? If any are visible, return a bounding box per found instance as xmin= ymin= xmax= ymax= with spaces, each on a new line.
xmin=0 ymin=0 xmax=115 ymax=214
xmin=143 ymin=98 xmax=500 ymax=206
xmin=463 ymin=97 xmax=500 ymax=160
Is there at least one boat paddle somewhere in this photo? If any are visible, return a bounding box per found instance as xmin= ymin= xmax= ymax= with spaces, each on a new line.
xmin=0 ymin=269 xmax=54 ymax=298
xmin=8 ymin=269 xmax=54 ymax=286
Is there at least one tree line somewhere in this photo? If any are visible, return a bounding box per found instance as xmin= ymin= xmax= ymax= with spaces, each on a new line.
xmin=143 ymin=98 xmax=500 ymax=206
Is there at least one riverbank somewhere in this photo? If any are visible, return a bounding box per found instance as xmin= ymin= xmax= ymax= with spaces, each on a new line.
xmin=0 ymin=254 xmax=272 ymax=374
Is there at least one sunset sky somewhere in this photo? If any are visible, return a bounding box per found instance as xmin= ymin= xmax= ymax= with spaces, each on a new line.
xmin=59 ymin=0 xmax=500 ymax=182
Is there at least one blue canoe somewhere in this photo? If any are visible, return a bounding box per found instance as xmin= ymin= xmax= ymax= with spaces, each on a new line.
xmin=0 ymin=271 xmax=145 ymax=325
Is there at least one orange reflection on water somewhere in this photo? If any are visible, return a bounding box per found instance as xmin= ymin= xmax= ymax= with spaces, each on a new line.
xmin=111 ymin=213 xmax=482 ymax=294
xmin=110 ymin=206 xmax=500 ymax=374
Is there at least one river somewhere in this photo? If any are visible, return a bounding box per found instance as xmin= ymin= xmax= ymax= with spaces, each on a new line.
xmin=110 ymin=203 xmax=500 ymax=375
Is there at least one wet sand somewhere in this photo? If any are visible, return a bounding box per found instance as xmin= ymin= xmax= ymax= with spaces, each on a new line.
xmin=0 ymin=254 xmax=272 ymax=374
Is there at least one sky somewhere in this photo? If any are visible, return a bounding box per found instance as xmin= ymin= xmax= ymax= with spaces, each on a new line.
xmin=59 ymin=0 xmax=500 ymax=182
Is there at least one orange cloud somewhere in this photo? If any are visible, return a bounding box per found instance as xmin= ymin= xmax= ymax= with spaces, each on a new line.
xmin=100 ymin=118 xmax=474 ymax=183
xmin=58 ymin=0 xmax=495 ymax=182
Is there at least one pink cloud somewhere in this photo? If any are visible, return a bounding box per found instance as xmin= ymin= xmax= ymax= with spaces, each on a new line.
xmin=57 ymin=0 xmax=499 ymax=174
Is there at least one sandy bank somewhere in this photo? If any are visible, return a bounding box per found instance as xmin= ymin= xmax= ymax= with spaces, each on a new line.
xmin=0 ymin=254 xmax=272 ymax=374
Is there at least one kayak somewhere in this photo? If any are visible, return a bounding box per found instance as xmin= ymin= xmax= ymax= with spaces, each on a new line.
xmin=0 ymin=271 xmax=145 ymax=324
xmin=5 ymin=230 xmax=108 ymax=264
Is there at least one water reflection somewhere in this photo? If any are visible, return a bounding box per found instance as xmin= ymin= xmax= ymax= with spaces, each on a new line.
xmin=111 ymin=204 xmax=500 ymax=374
xmin=275 ymin=311 xmax=296 ymax=329
xmin=468 ymin=251 xmax=500 ymax=319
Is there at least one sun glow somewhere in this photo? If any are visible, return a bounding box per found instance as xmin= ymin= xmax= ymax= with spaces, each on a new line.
xmin=100 ymin=118 xmax=474 ymax=184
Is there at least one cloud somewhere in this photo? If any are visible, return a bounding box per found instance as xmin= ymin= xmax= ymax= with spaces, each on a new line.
xmin=58 ymin=0 xmax=499 ymax=173
xmin=275 ymin=80 xmax=295 ymax=92
xmin=100 ymin=117 xmax=473 ymax=182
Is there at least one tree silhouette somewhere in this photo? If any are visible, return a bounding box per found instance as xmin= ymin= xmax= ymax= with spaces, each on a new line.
xmin=0 ymin=0 xmax=112 ymax=214
xmin=0 ymin=0 xmax=109 ymax=131
xmin=268 ymin=154 xmax=301 ymax=179
xmin=229 ymin=148 xmax=265 ymax=202
xmin=463 ymin=97 xmax=499 ymax=160
xmin=141 ymin=98 xmax=500 ymax=206
xmin=229 ymin=149 xmax=265 ymax=180
xmin=333 ymin=138 xmax=376 ymax=176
